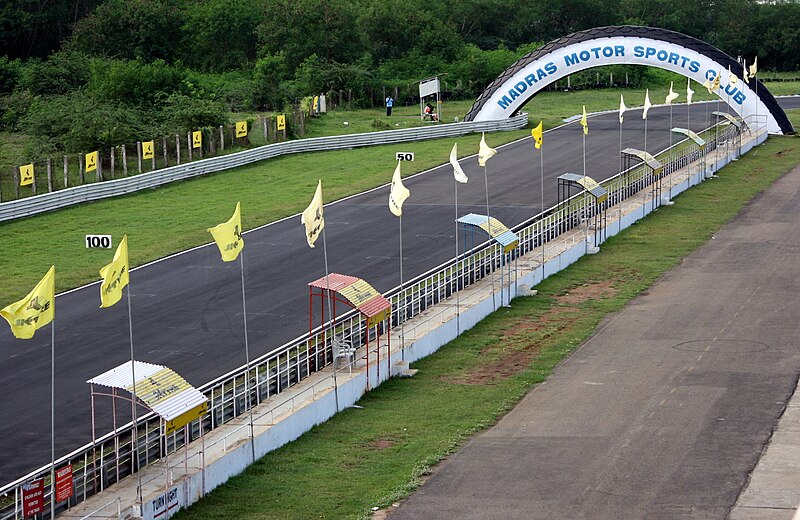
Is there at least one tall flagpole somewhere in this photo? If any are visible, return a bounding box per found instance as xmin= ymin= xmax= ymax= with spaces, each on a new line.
xmin=50 ymin=320 xmax=55 ymax=520
xmin=126 ymin=284 xmax=143 ymax=507
xmin=454 ymin=179 xmax=460 ymax=335
xmin=321 ymin=228 xmax=340 ymax=407
xmin=483 ymin=164 xmax=496 ymax=311
xmin=539 ymin=143 xmax=545 ymax=282
xmin=398 ymin=213 xmax=405 ymax=359
xmin=238 ymin=253 xmax=256 ymax=463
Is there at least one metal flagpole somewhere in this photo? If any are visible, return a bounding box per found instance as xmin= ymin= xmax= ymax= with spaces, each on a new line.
xmin=50 ymin=320 xmax=55 ymax=520
xmin=619 ymin=115 xmax=623 ymax=173
xmin=454 ymin=179 xmax=460 ymax=335
xmin=483 ymin=165 xmax=496 ymax=311
xmin=321 ymin=228 xmax=340 ymax=408
xmin=643 ymin=115 xmax=648 ymax=219
xmin=126 ymin=284 xmax=143 ymax=508
xmin=669 ymin=104 xmax=674 ymax=148
xmin=540 ymin=144 xmax=545 ymax=282
xmin=398 ymin=213 xmax=405 ymax=359
xmin=238 ymin=253 xmax=256 ymax=463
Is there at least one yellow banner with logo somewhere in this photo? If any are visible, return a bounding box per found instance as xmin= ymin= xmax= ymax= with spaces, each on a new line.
xmin=19 ymin=164 xmax=34 ymax=186
xmin=142 ymin=141 xmax=154 ymax=160
xmin=207 ymin=202 xmax=244 ymax=262
xmin=235 ymin=121 xmax=247 ymax=138
xmin=192 ymin=131 xmax=202 ymax=149
xmin=85 ymin=151 xmax=98 ymax=172
xmin=99 ymin=235 xmax=129 ymax=308
xmin=277 ymin=115 xmax=286 ymax=131
xmin=165 ymin=402 xmax=208 ymax=435
xmin=0 ymin=266 xmax=55 ymax=340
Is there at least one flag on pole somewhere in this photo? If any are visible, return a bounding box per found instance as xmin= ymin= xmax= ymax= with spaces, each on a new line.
xmin=389 ymin=162 xmax=410 ymax=217
xmin=703 ymin=78 xmax=713 ymax=93
xmin=749 ymin=56 xmax=757 ymax=77
xmin=580 ymin=105 xmax=588 ymax=134
xmin=301 ymin=180 xmax=324 ymax=248
xmin=643 ymin=90 xmax=652 ymax=119
xmin=711 ymin=72 xmax=721 ymax=92
xmin=450 ymin=143 xmax=468 ymax=183
xmin=728 ymin=65 xmax=737 ymax=86
xmin=207 ymin=202 xmax=244 ymax=262
xmin=478 ymin=133 xmax=496 ymax=166
xmin=531 ymin=121 xmax=543 ymax=150
xmin=665 ymin=82 xmax=679 ymax=104
xmin=99 ymin=235 xmax=130 ymax=308
xmin=1 ymin=266 xmax=55 ymax=340
xmin=743 ymin=59 xmax=750 ymax=84
xmin=619 ymin=95 xmax=627 ymax=124
xmin=687 ymin=79 xmax=695 ymax=104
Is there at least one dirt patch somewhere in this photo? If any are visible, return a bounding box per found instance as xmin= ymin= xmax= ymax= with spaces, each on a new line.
xmin=365 ymin=437 xmax=397 ymax=450
xmin=445 ymin=281 xmax=619 ymax=385
xmin=774 ymin=149 xmax=792 ymax=158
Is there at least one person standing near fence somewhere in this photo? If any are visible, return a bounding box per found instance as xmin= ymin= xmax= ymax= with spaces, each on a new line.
xmin=385 ymin=95 xmax=394 ymax=116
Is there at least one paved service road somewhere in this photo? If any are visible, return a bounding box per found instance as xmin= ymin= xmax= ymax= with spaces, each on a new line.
xmin=0 ymin=98 xmax=796 ymax=482
xmin=390 ymin=169 xmax=800 ymax=516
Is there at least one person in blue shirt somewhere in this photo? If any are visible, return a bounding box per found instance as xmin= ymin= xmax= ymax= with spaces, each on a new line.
xmin=385 ymin=96 xmax=394 ymax=116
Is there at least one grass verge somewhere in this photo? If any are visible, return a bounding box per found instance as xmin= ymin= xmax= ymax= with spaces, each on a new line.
xmin=172 ymin=120 xmax=799 ymax=519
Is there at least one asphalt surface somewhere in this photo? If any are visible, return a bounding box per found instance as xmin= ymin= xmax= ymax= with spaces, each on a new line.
xmin=390 ymin=142 xmax=800 ymax=518
xmin=1 ymin=98 xmax=797 ymax=483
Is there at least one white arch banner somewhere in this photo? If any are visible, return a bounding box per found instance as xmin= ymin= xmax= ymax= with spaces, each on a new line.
xmin=473 ymin=36 xmax=781 ymax=134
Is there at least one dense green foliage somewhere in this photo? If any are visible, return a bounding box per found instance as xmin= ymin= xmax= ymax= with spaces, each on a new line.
xmin=0 ymin=0 xmax=797 ymax=157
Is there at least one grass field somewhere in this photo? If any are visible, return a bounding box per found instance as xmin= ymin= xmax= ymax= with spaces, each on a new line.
xmin=171 ymin=114 xmax=800 ymax=520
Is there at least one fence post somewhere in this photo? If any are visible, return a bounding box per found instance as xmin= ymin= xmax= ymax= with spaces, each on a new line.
xmin=187 ymin=132 xmax=192 ymax=161
xmin=209 ymin=131 xmax=216 ymax=156
xmin=47 ymin=158 xmax=53 ymax=192
xmin=348 ymin=88 xmax=352 ymax=109
xmin=199 ymin=131 xmax=204 ymax=159
xmin=282 ymin=117 xmax=286 ymax=141
xmin=79 ymin=154 xmax=85 ymax=184
xmin=162 ymin=137 xmax=168 ymax=168
xmin=0 ymin=170 xmax=3 ymax=202
xmin=31 ymin=164 xmax=36 ymax=195
xmin=175 ymin=135 xmax=181 ymax=165
xmin=97 ymin=153 xmax=103 ymax=182
xmin=122 ymin=145 xmax=128 ymax=177
xmin=262 ymin=117 xmax=268 ymax=143
xmin=137 ymin=141 xmax=143 ymax=174
xmin=219 ymin=125 xmax=225 ymax=151
xmin=299 ymin=109 xmax=305 ymax=137
xmin=14 ymin=166 xmax=20 ymax=199
xmin=110 ymin=147 xmax=115 ymax=179
xmin=63 ymin=155 xmax=68 ymax=187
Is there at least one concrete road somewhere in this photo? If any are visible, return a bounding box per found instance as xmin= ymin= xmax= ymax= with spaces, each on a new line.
xmin=390 ymin=168 xmax=800 ymax=516
xmin=0 ymin=98 xmax=796 ymax=483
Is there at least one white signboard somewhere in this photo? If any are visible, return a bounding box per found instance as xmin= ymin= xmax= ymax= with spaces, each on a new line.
xmin=419 ymin=77 xmax=440 ymax=98
xmin=395 ymin=152 xmax=415 ymax=161
xmin=85 ymin=235 xmax=112 ymax=249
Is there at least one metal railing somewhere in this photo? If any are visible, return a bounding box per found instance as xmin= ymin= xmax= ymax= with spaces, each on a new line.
xmin=0 ymin=114 xmax=529 ymax=223
xmin=0 ymin=118 xmax=763 ymax=519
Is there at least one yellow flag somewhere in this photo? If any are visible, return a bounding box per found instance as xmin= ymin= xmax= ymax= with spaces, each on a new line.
xmin=0 ymin=266 xmax=55 ymax=340
xmin=277 ymin=115 xmax=286 ymax=131
xmin=99 ymin=235 xmax=130 ymax=308
xmin=703 ymin=78 xmax=712 ymax=94
xmin=711 ymin=72 xmax=721 ymax=91
xmin=236 ymin=121 xmax=248 ymax=138
xmin=389 ymin=162 xmax=410 ymax=217
xmin=642 ymin=90 xmax=652 ymax=119
xmin=665 ymin=81 xmax=679 ymax=104
xmin=478 ymin=133 xmax=496 ymax=167
xmin=142 ymin=141 xmax=154 ymax=160
xmin=532 ymin=121 xmax=543 ymax=150
xmin=85 ymin=151 xmax=98 ymax=172
xmin=19 ymin=164 xmax=34 ymax=186
xmin=207 ymin=202 xmax=244 ymax=262
xmin=192 ymin=131 xmax=202 ymax=149
xmin=301 ymin=180 xmax=324 ymax=248
xmin=313 ymin=96 xmax=319 ymax=111
xmin=749 ymin=56 xmax=757 ymax=77
xmin=687 ymin=79 xmax=694 ymax=104
xmin=580 ymin=105 xmax=588 ymax=134
xmin=619 ymin=95 xmax=627 ymax=124
xmin=743 ymin=60 xmax=750 ymax=84
xmin=728 ymin=65 xmax=737 ymax=86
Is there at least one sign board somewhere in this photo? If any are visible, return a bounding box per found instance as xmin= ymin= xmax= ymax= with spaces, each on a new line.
xmin=142 ymin=141 xmax=155 ymax=160
xmin=85 ymin=151 xmax=98 ymax=173
xmin=85 ymin=235 xmax=112 ymax=249
xmin=165 ymin=401 xmax=208 ymax=435
xmin=419 ymin=76 xmax=440 ymax=98
xmin=395 ymin=152 xmax=415 ymax=162
xmin=19 ymin=164 xmax=34 ymax=186
xmin=55 ymin=465 xmax=73 ymax=503
xmin=150 ymin=485 xmax=179 ymax=519
xmin=276 ymin=115 xmax=286 ymax=131
xmin=192 ymin=131 xmax=202 ymax=149
xmin=22 ymin=479 xmax=44 ymax=518
xmin=235 ymin=121 xmax=248 ymax=138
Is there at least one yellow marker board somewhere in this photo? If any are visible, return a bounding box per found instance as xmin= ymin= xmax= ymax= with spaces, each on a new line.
xmin=19 ymin=164 xmax=34 ymax=186
xmin=192 ymin=131 xmax=202 ymax=149
xmin=125 ymin=368 xmax=191 ymax=408
xmin=235 ymin=121 xmax=247 ymax=138
xmin=85 ymin=151 xmax=98 ymax=173
xmin=276 ymin=115 xmax=286 ymax=131
xmin=165 ymin=402 xmax=208 ymax=435
xmin=142 ymin=141 xmax=154 ymax=160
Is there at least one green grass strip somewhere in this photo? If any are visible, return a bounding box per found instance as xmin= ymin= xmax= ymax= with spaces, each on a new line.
xmin=173 ymin=118 xmax=799 ymax=519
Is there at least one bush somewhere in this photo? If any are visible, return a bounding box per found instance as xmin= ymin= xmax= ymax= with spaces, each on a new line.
xmin=0 ymin=57 xmax=21 ymax=95
xmin=88 ymin=58 xmax=188 ymax=106
xmin=17 ymin=51 xmax=91 ymax=96
xmin=157 ymin=93 xmax=228 ymax=134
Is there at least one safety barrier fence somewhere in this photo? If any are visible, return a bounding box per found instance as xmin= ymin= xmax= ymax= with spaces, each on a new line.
xmin=0 ymin=117 xmax=762 ymax=519
xmin=0 ymin=113 xmax=529 ymax=223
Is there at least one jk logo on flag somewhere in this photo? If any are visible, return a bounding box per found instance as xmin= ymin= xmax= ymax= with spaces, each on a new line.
xmin=99 ymin=235 xmax=130 ymax=308
xmin=208 ymin=202 xmax=244 ymax=262
xmin=532 ymin=121 xmax=543 ymax=150
xmin=1 ymin=266 xmax=55 ymax=340
xmin=301 ymin=180 xmax=324 ymax=248
xmin=580 ymin=106 xmax=588 ymax=134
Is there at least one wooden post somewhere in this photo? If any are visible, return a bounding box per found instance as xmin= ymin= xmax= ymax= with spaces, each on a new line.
xmin=162 ymin=137 xmax=168 ymax=168
xmin=262 ymin=117 xmax=268 ymax=143
xmin=0 ymin=170 xmax=3 ymax=202
xmin=187 ymin=132 xmax=192 ymax=161
xmin=348 ymin=89 xmax=352 ymax=109
xmin=79 ymin=154 xmax=85 ymax=184
xmin=47 ymin=158 xmax=53 ymax=192
xmin=282 ymin=117 xmax=286 ymax=141
xmin=63 ymin=156 xmax=68 ymax=187
xmin=151 ymin=147 xmax=156 ymax=171
xmin=209 ymin=131 xmax=216 ymax=156
xmin=31 ymin=164 xmax=36 ymax=195
xmin=122 ymin=145 xmax=128 ymax=177
xmin=14 ymin=167 xmax=19 ymax=199
xmin=198 ymin=131 xmax=203 ymax=159
xmin=220 ymin=125 xmax=225 ymax=152
xmin=175 ymin=135 xmax=181 ymax=165
xmin=110 ymin=147 xmax=115 ymax=179
xmin=97 ymin=156 xmax=103 ymax=182
xmin=299 ymin=109 xmax=305 ymax=137
xmin=137 ymin=142 xmax=143 ymax=174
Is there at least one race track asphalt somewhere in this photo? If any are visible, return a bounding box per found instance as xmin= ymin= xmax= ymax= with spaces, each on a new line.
xmin=1 ymin=97 xmax=797 ymax=482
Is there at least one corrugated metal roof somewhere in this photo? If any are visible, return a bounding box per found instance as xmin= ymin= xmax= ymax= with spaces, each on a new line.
xmin=457 ymin=213 xmax=520 ymax=253
xmin=87 ymin=360 xmax=208 ymax=421
xmin=308 ymin=273 xmax=360 ymax=292
xmin=309 ymin=273 xmax=390 ymax=319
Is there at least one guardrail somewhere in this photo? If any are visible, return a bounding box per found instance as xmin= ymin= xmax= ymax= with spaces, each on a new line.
xmin=0 ymin=118 xmax=763 ymax=519
xmin=0 ymin=114 xmax=529 ymax=223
